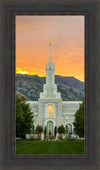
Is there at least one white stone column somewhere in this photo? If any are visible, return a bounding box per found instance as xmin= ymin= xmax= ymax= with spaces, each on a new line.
xmin=56 ymin=133 xmax=59 ymax=140
xmin=41 ymin=132 xmax=44 ymax=140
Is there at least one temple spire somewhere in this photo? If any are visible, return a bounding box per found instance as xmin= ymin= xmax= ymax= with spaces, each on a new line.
xmin=49 ymin=40 xmax=52 ymax=62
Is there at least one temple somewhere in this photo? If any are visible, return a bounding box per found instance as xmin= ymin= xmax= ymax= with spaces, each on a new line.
xmin=27 ymin=40 xmax=82 ymax=138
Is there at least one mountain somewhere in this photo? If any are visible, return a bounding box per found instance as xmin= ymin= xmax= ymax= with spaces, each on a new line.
xmin=16 ymin=74 xmax=84 ymax=101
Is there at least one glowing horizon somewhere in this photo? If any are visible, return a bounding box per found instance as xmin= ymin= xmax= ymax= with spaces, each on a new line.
xmin=16 ymin=16 xmax=84 ymax=82
xmin=16 ymin=67 xmax=84 ymax=82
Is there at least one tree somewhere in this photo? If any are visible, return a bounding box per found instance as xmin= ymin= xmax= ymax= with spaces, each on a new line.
xmin=58 ymin=125 xmax=65 ymax=134
xmin=73 ymin=100 xmax=84 ymax=137
xmin=35 ymin=125 xmax=43 ymax=134
xmin=16 ymin=94 xmax=34 ymax=138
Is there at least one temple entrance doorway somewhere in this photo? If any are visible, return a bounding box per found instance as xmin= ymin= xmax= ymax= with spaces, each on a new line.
xmin=47 ymin=121 xmax=54 ymax=136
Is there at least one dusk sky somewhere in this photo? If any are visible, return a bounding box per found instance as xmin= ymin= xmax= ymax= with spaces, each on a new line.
xmin=16 ymin=16 xmax=84 ymax=82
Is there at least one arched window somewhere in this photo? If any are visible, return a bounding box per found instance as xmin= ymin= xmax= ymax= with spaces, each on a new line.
xmin=47 ymin=121 xmax=53 ymax=136
xmin=66 ymin=124 xmax=72 ymax=134
xmin=47 ymin=104 xmax=53 ymax=117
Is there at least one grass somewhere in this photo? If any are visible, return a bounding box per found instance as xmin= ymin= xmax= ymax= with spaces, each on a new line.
xmin=16 ymin=140 xmax=84 ymax=154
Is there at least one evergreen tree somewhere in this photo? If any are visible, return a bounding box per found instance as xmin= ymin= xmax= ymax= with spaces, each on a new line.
xmin=73 ymin=100 xmax=84 ymax=137
xmin=16 ymin=94 xmax=34 ymax=138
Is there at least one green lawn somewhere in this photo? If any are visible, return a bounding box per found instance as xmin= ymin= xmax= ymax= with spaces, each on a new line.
xmin=16 ymin=140 xmax=84 ymax=154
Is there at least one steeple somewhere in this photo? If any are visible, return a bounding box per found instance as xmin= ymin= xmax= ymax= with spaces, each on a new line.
xmin=49 ymin=40 xmax=52 ymax=63
xmin=39 ymin=40 xmax=61 ymax=100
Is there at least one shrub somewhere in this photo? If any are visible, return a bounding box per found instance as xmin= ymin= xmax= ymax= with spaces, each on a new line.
xmin=49 ymin=135 xmax=55 ymax=139
xmin=58 ymin=135 xmax=63 ymax=140
xmin=58 ymin=125 xmax=65 ymax=134
xmin=35 ymin=125 xmax=43 ymax=134
xmin=29 ymin=136 xmax=41 ymax=141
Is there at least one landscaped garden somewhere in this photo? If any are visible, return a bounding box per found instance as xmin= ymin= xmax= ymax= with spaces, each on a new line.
xmin=16 ymin=140 xmax=84 ymax=154
xmin=16 ymin=95 xmax=85 ymax=155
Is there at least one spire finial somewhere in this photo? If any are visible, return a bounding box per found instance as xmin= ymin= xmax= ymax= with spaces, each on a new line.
xmin=50 ymin=40 xmax=52 ymax=46
xmin=49 ymin=40 xmax=52 ymax=62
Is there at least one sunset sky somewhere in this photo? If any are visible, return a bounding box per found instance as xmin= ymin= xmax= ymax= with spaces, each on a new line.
xmin=16 ymin=16 xmax=84 ymax=82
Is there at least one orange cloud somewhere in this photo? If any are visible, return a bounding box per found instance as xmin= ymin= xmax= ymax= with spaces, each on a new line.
xmin=16 ymin=67 xmax=30 ymax=75
xmin=16 ymin=67 xmax=46 ymax=77
xmin=16 ymin=16 xmax=84 ymax=82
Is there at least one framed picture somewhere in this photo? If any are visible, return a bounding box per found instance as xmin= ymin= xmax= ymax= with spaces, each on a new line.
xmin=0 ymin=0 xmax=100 ymax=169
xmin=16 ymin=15 xmax=85 ymax=155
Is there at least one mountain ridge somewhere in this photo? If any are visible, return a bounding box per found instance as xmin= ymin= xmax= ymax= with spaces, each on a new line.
xmin=16 ymin=74 xmax=84 ymax=101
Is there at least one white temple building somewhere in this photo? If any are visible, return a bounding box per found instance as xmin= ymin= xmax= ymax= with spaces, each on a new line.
xmin=27 ymin=41 xmax=82 ymax=137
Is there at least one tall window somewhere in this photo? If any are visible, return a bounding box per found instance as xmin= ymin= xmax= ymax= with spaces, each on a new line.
xmin=47 ymin=121 xmax=53 ymax=136
xmin=66 ymin=124 xmax=72 ymax=134
xmin=47 ymin=104 xmax=53 ymax=117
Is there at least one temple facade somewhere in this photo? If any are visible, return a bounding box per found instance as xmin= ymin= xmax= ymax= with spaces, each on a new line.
xmin=27 ymin=41 xmax=82 ymax=137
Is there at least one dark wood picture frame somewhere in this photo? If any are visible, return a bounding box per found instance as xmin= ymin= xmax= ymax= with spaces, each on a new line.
xmin=0 ymin=0 xmax=100 ymax=169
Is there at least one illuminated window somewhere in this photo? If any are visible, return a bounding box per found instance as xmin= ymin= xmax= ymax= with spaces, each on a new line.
xmin=47 ymin=104 xmax=53 ymax=117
